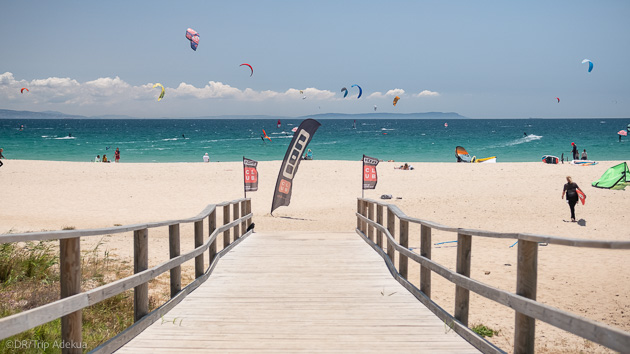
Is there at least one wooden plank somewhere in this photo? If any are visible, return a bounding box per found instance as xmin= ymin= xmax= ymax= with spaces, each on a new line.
xmin=208 ymin=210 xmax=217 ymax=267
xmin=169 ymin=224 xmax=181 ymax=298
xmin=367 ymin=202 xmax=375 ymax=243
xmin=386 ymin=208 xmax=395 ymax=264
xmin=60 ymin=237 xmax=81 ymax=354
xmin=134 ymin=228 xmax=149 ymax=322
xmin=356 ymin=199 xmax=361 ymax=231
xmin=420 ymin=225 xmax=431 ymax=298
xmin=223 ymin=205 xmax=231 ymax=248
xmin=194 ymin=220 xmax=204 ymax=279
xmin=246 ymin=199 xmax=252 ymax=229
xmin=514 ymin=239 xmax=538 ymax=354
xmin=376 ymin=204 xmax=383 ymax=249
xmin=454 ymin=233 xmax=471 ymax=327
xmin=233 ymin=202 xmax=240 ymax=240
xmin=241 ymin=201 xmax=247 ymax=236
xmin=399 ymin=219 xmax=409 ymax=280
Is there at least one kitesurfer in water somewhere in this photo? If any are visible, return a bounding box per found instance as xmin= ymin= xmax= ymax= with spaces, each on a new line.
xmin=523 ymin=132 xmax=527 ymax=137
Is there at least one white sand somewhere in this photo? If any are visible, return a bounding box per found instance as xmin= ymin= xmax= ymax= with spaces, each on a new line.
xmin=1 ymin=159 xmax=629 ymax=352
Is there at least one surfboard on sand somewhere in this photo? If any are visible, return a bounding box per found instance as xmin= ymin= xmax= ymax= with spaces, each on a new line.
xmin=542 ymin=155 xmax=559 ymax=164
xmin=577 ymin=189 xmax=586 ymax=205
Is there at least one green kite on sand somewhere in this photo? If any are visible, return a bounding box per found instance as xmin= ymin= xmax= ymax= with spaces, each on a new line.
xmin=592 ymin=162 xmax=630 ymax=189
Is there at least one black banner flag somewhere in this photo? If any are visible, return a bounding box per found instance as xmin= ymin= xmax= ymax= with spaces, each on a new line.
xmin=271 ymin=118 xmax=321 ymax=214
xmin=363 ymin=154 xmax=379 ymax=190
xmin=243 ymin=157 xmax=258 ymax=195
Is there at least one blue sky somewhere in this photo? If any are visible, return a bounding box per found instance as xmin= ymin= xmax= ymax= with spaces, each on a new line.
xmin=1 ymin=0 xmax=629 ymax=118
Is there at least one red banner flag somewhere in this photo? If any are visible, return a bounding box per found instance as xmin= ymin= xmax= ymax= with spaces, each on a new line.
xmin=243 ymin=157 xmax=258 ymax=193
xmin=363 ymin=155 xmax=379 ymax=190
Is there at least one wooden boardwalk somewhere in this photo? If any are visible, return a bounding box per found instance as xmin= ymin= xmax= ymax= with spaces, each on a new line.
xmin=119 ymin=232 xmax=478 ymax=353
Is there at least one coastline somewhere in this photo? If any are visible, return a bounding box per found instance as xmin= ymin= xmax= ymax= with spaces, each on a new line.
xmin=1 ymin=159 xmax=629 ymax=352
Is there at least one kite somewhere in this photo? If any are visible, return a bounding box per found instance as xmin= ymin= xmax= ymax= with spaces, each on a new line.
xmin=240 ymin=63 xmax=253 ymax=77
xmin=393 ymin=96 xmax=400 ymax=106
xmin=351 ymin=84 xmax=362 ymax=99
xmin=185 ymin=28 xmax=200 ymax=51
xmin=302 ymin=96 xmax=307 ymax=100
xmin=153 ymin=83 xmax=165 ymax=101
xmin=374 ymin=105 xmax=377 ymax=111
xmin=582 ymin=59 xmax=593 ymax=72
xmin=262 ymin=129 xmax=272 ymax=141
xmin=341 ymin=87 xmax=348 ymax=98
xmin=20 ymin=88 xmax=29 ymax=93
xmin=556 ymin=97 xmax=560 ymax=103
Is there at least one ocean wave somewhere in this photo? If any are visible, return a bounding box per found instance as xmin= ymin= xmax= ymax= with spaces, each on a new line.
xmin=53 ymin=136 xmax=76 ymax=140
xmin=381 ymin=128 xmax=395 ymax=131
xmin=489 ymin=134 xmax=543 ymax=148
xmin=162 ymin=138 xmax=178 ymax=141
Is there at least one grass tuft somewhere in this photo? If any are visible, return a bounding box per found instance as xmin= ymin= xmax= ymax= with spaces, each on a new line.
xmin=471 ymin=323 xmax=499 ymax=338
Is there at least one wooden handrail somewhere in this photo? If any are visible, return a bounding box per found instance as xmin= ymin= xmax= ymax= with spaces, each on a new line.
xmin=0 ymin=198 xmax=252 ymax=354
xmin=356 ymin=198 xmax=630 ymax=354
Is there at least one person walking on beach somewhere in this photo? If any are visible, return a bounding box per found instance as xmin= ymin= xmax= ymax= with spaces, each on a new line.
xmin=115 ymin=148 xmax=120 ymax=163
xmin=571 ymin=142 xmax=579 ymax=160
xmin=581 ymin=149 xmax=588 ymax=160
xmin=0 ymin=148 xmax=5 ymax=168
xmin=562 ymin=176 xmax=585 ymax=222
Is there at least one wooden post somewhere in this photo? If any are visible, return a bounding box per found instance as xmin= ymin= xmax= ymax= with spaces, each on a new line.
xmin=386 ymin=208 xmax=396 ymax=263
xmin=134 ymin=228 xmax=149 ymax=322
xmin=367 ymin=202 xmax=375 ymax=242
xmin=376 ymin=204 xmax=383 ymax=249
xmin=246 ymin=199 xmax=252 ymax=229
xmin=454 ymin=233 xmax=472 ymax=326
xmin=223 ymin=205 xmax=231 ymax=248
xmin=514 ymin=240 xmax=538 ymax=354
xmin=362 ymin=200 xmax=369 ymax=235
xmin=420 ymin=225 xmax=432 ymax=298
xmin=399 ymin=219 xmax=409 ymax=279
xmin=60 ymin=237 xmax=81 ymax=354
xmin=241 ymin=200 xmax=247 ymax=234
xmin=194 ymin=220 xmax=204 ymax=278
xmin=169 ymin=224 xmax=181 ymax=298
xmin=233 ymin=202 xmax=240 ymax=240
xmin=209 ymin=209 xmax=217 ymax=265
xmin=356 ymin=199 xmax=361 ymax=231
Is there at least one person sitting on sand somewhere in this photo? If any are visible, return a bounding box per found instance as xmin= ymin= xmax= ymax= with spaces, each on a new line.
xmin=102 ymin=154 xmax=109 ymax=163
xmin=581 ymin=149 xmax=588 ymax=160
xmin=203 ymin=152 xmax=210 ymax=163
xmin=395 ymin=163 xmax=410 ymax=170
xmin=95 ymin=155 xmax=101 ymax=162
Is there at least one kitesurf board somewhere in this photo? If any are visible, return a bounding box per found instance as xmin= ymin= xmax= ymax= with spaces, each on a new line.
xmin=455 ymin=146 xmax=472 ymax=163
xmin=571 ymin=160 xmax=598 ymax=166
xmin=577 ymin=189 xmax=586 ymax=205
xmin=542 ymin=155 xmax=559 ymax=164
xmin=473 ymin=156 xmax=497 ymax=163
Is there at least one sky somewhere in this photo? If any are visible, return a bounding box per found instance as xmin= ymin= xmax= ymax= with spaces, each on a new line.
xmin=1 ymin=0 xmax=629 ymax=118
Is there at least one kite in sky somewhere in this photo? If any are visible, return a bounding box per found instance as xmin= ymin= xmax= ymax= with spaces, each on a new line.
xmin=582 ymin=59 xmax=593 ymax=72
xmin=341 ymin=87 xmax=348 ymax=98
xmin=153 ymin=83 xmax=165 ymax=101
xmin=20 ymin=87 xmax=29 ymax=93
xmin=240 ymin=63 xmax=253 ymax=76
xmin=556 ymin=97 xmax=560 ymax=103
xmin=393 ymin=96 xmax=400 ymax=106
xmin=185 ymin=28 xmax=200 ymax=51
xmin=351 ymin=84 xmax=362 ymax=99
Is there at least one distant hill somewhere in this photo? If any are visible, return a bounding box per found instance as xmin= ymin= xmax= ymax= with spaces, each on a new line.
xmin=303 ymin=112 xmax=467 ymax=119
xmin=0 ymin=109 xmax=466 ymax=120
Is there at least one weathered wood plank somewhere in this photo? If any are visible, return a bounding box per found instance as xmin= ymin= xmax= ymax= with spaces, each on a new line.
xmin=455 ymin=233 xmax=472 ymax=326
xmin=233 ymin=202 xmax=240 ymax=240
xmin=134 ymin=228 xmax=149 ymax=322
xmin=60 ymin=237 xmax=81 ymax=354
xmin=514 ymin=239 xmax=538 ymax=354
xmin=194 ymin=220 xmax=204 ymax=279
xmin=169 ymin=224 xmax=181 ymax=298
xmin=223 ymin=205 xmax=231 ymax=247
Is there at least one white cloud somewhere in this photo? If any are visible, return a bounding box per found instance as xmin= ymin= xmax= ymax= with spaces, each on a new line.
xmin=415 ymin=90 xmax=440 ymax=97
xmin=367 ymin=88 xmax=405 ymax=99
xmin=0 ymin=72 xmax=337 ymax=107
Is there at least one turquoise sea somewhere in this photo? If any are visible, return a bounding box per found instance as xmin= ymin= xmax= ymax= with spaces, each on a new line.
xmin=0 ymin=117 xmax=628 ymax=163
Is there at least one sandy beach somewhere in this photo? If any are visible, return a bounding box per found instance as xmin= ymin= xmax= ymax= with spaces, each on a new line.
xmin=1 ymin=159 xmax=629 ymax=352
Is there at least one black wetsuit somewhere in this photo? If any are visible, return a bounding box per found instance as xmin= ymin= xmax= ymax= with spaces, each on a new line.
xmin=0 ymin=150 xmax=4 ymax=167
xmin=572 ymin=145 xmax=579 ymax=160
xmin=564 ymin=182 xmax=579 ymax=220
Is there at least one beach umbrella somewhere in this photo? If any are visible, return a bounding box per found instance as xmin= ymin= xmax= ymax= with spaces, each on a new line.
xmin=618 ymin=130 xmax=627 ymax=136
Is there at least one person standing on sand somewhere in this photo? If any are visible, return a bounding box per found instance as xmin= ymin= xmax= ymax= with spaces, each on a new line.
xmin=115 ymin=148 xmax=120 ymax=163
xmin=571 ymin=142 xmax=578 ymax=160
xmin=562 ymin=176 xmax=585 ymax=222
xmin=0 ymin=148 xmax=5 ymax=167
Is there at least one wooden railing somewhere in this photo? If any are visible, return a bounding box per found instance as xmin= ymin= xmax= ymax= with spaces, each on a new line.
xmin=356 ymin=198 xmax=630 ymax=354
xmin=0 ymin=198 xmax=252 ymax=354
